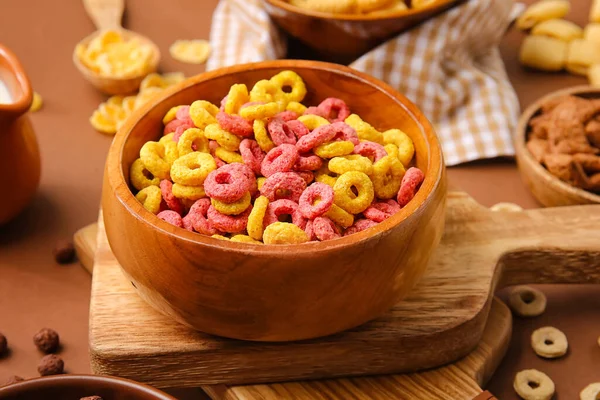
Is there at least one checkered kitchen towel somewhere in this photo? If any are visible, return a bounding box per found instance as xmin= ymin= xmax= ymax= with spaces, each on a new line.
xmin=207 ymin=0 xmax=524 ymax=166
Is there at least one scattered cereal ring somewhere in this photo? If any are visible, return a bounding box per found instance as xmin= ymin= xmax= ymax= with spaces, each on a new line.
xmin=135 ymin=185 xmax=162 ymax=214
xmin=177 ymin=128 xmax=209 ymax=156
xmin=169 ymin=39 xmax=211 ymax=64
xmin=263 ymin=222 xmax=309 ymax=245
xmin=287 ymin=101 xmax=307 ymax=115
xmin=354 ymin=141 xmax=387 ymax=162
xmin=207 ymin=204 xmax=251 ymax=233
xmin=230 ymin=235 xmax=262 ymax=244
xmin=240 ymin=102 xmax=280 ymax=121
xmin=268 ymin=118 xmax=297 ymax=146
xmin=383 ymin=128 xmax=414 ymax=166
xmin=224 ymin=84 xmax=250 ymax=115
xmin=130 ymin=158 xmax=159 ymax=190
xmin=333 ymin=171 xmax=375 ymax=214
xmin=30 ymin=91 xmax=43 ymax=112
xmin=89 ymin=109 xmax=117 ymax=135
xmin=170 ymin=152 xmax=217 ymax=186
xmin=261 ymin=144 xmax=299 ymax=177
xmin=314 ymin=140 xmax=355 ymax=159
xmin=270 ymin=70 xmax=307 ymax=104
xmin=508 ymin=286 xmax=547 ymax=317
xmin=211 ymin=192 xmax=252 ymax=215
xmin=205 ymin=123 xmax=241 ymax=151
xmin=299 ymin=182 xmax=334 ymax=219
xmin=328 ymin=155 xmax=373 ymax=175
xmin=184 ymin=198 xmax=216 ymax=235
xmin=363 ymin=199 xmax=401 ymax=222
xmin=397 ymin=167 xmax=424 ymax=207
xmin=295 ymin=154 xmax=323 ymax=171
xmin=249 ymin=79 xmax=283 ymax=103
xmin=216 ymin=111 xmax=253 ymax=137
xmin=239 ymin=139 xmax=265 ymax=175
xmin=287 ymin=119 xmax=310 ymax=138
xmin=580 ymin=383 xmax=600 ymax=400
xmin=531 ymin=326 xmax=568 ymax=359
xmin=513 ymin=369 xmax=555 ymax=400
xmin=490 ymin=202 xmax=524 ymax=212
xmin=160 ymin=180 xmax=184 ymax=215
xmin=157 ymin=210 xmax=183 ymax=227
xmin=297 ymin=114 xmax=330 ymax=131
xmin=254 ymin=119 xmax=276 ymax=152
xmin=372 ymin=155 xmax=405 ymax=199
xmin=317 ymin=97 xmax=350 ymax=123
xmin=275 ymin=110 xmax=299 ymax=122
xmin=247 ymin=195 xmax=269 ymax=240
xmin=324 ymin=203 xmax=354 ymax=228
xmin=140 ymin=141 xmax=172 ymax=180
xmin=260 ymin=172 xmax=307 ymax=202
xmin=163 ymin=105 xmax=183 ymax=124
xmin=172 ymin=183 xmax=206 ymax=200
xmin=345 ymin=114 xmax=384 ymax=144
xmin=313 ymin=216 xmax=341 ymax=241
xmin=204 ymin=165 xmax=251 ymax=202
xmin=214 ymin=147 xmax=243 ymax=164
xmin=264 ymin=199 xmax=306 ymax=229
xmin=189 ymin=100 xmax=218 ymax=129
xmin=344 ymin=218 xmax=377 ymax=236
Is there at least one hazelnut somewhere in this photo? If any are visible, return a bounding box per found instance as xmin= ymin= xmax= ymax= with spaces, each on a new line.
xmin=53 ymin=240 xmax=76 ymax=264
xmin=33 ymin=328 xmax=60 ymax=353
xmin=3 ymin=375 xmax=24 ymax=387
xmin=0 ymin=333 xmax=7 ymax=356
xmin=80 ymin=397 xmax=103 ymax=400
xmin=37 ymin=354 xmax=64 ymax=376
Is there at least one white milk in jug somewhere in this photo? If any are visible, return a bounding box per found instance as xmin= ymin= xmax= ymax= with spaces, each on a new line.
xmin=0 ymin=80 xmax=12 ymax=104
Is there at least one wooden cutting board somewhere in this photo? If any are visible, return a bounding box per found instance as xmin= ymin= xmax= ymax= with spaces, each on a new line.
xmin=88 ymin=191 xmax=600 ymax=389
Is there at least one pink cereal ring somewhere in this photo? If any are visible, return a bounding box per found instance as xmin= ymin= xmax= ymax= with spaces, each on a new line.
xmin=260 ymin=172 xmax=307 ymax=202
xmin=157 ymin=210 xmax=183 ymax=228
xmin=303 ymin=106 xmax=328 ymax=119
xmin=354 ymin=141 xmax=387 ymax=162
xmin=261 ymin=144 xmax=299 ymax=177
xmin=313 ymin=216 xmax=340 ymax=241
xmin=317 ymin=98 xmax=351 ymax=123
xmin=297 ymin=171 xmax=314 ymax=184
xmin=239 ymin=139 xmax=265 ymax=175
xmin=275 ymin=111 xmax=298 ymax=122
xmin=268 ymin=118 xmax=297 ymax=146
xmin=397 ymin=167 xmax=425 ymax=207
xmin=175 ymin=105 xmax=191 ymax=121
xmin=296 ymin=124 xmax=338 ymax=153
xmin=160 ymin=180 xmax=184 ymax=215
xmin=213 ymin=156 xmax=226 ymax=168
xmin=207 ymin=205 xmax=251 ymax=233
xmin=184 ymin=198 xmax=216 ymax=235
xmin=263 ymin=199 xmax=305 ymax=229
xmin=216 ymin=111 xmax=253 ymax=137
xmin=219 ymin=95 xmax=228 ymax=111
xmin=294 ymin=154 xmax=323 ymax=171
xmin=287 ymin=120 xmax=310 ymax=138
xmin=164 ymin=118 xmax=194 ymax=136
xmin=204 ymin=166 xmax=251 ymax=202
xmin=240 ymin=101 xmax=264 ymax=110
xmin=344 ymin=218 xmax=378 ymax=236
xmin=363 ymin=199 xmax=401 ymax=223
xmin=226 ymin=162 xmax=258 ymax=196
xmin=298 ymin=182 xmax=334 ymax=219
xmin=304 ymin=219 xmax=317 ymax=241
xmin=209 ymin=140 xmax=219 ymax=153
xmin=331 ymin=122 xmax=359 ymax=145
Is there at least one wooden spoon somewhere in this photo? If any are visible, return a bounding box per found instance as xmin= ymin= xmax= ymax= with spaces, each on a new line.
xmin=73 ymin=0 xmax=161 ymax=95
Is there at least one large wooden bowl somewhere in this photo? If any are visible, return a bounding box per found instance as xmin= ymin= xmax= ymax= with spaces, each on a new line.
xmin=263 ymin=0 xmax=462 ymax=62
xmin=102 ymin=60 xmax=446 ymax=341
xmin=515 ymin=85 xmax=600 ymax=207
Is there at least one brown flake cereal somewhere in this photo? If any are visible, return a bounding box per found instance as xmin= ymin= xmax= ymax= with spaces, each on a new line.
xmin=33 ymin=328 xmax=60 ymax=353
xmin=531 ymin=326 xmax=568 ymax=358
xmin=37 ymin=354 xmax=64 ymax=376
xmin=513 ymin=369 xmax=555 ymax=400
xmin=509 ymin=286 xmax=547 ymax=317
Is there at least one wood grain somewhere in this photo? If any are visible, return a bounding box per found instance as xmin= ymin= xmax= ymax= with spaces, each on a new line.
xmin=74 ymin=222 xmax=98 ymax=274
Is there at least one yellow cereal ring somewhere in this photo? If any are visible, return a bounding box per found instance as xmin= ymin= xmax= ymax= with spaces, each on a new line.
xmin=135 ymin=185 xmax=162 ymax=214
xmin=129 ymin=158 xmax=160 ymax=190
xmin=211 ymin=192 xmax=252 ymax=215
xmin=212 ymin=234 xmax=230 ymax=240
xmin=190 ymin=100 xmax=219 ymax=129
xmin=333 ymin=171 xmax=375 ymax=214
xmin=230 ymin=235 xmax=263 ymax=244
xmin=159 ymin=132 xmax=175 ymax=144
xmin=314 ymin=140 xmax=355 ymax=158
xmin=328 ymin=155 xmax=373 ymax=175
xmin=383 ymin=129 xmax=414 ymax=167
xmin=298 ymin=114 xmax=330 ymax=131
xmin=204 ymin=123 xmax=241 ymax=151
xmin=324 ymin=203 xmax=354 ymax=228
xmin=249 ymin=79 xmax=283 ymax=103
xmin=140 ymin=141 xmax=172 ymax=180
xmin=170 ymin=152 xmax=216 ymax=185
xmin=315 ymin=173 xmax=338 ymax=187
xmin=371 ymin=155 xmax=405 ymax=199
xmin=269 ymin=70 xmax=307 ymax=103
xmin=253 ymin=119 xmax=276 ymax=152
xmin=247 ymin=195 xmax=269 ymax=240
xmin=224 ymin=84 xmax=249 ymax=115
xmin=163 ymin=105 xmax=183 ymax=124
xmin=257 ymin=177 xmax=267 ymax=190
xmin=345 ymin=114 xmax=384 ymax=144
xmin=214 ymin=147 xmax=243 ymax=164
xmin=286 ymin=101 xmax=307 ymax=114
xmin=172 ymin=183 xmax=206 ymax=200
xmin=162 ymin=139 xmax=179 ymax=164
xmin=239 ymin=102 xmax=280 ymax=121
xmin=177 ymin=128 xmax=209 ymax=156
xmin=384 ymin=143 xmax=399 ymax=160
xmin=263 ymin=222 xmax=309 ymax=245
xmin=29 ymin=91 xmax=43 ymax=112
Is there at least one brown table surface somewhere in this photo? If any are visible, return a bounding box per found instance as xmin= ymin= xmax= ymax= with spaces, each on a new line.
xmin=1 ymin=1 xmax=599 ymax=399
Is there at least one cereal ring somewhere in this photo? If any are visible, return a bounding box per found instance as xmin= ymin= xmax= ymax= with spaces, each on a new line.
xmin=331 ymin=122 xmax=359 ymax=145
xmin=580 ymin=383 xmax=600 ymax=400
xmin=163 ymin=105 xmax=183 ymax=124
xmin=135 ymin=185 xmax=162 ymax=214
xmin=211 ymin=192 xmax=252 ymax=215
xmin=214 ymin=156 xmax=226 ymax=168
xmin=224 ymin=162 xmax=257 ymax=195
xmin=287 ymin=119 xmax=310 ymax=138
xmin=384 ymin=143 xmax=399 ymax=161
xmin=303 ymin=106 xmax=328 ymax=119
xmin=177 ymin=128 xmax=209 ymax=155
xmin=189 ymin=100 xmax=219 ymax=129
xmin=269 ymin=70 xmax=307 ymax=103
xmin=333 ymin=171 xmax=375 ymax=214
xmin=490 ymin=202 xmax=524 ymax=212
xmin=345 ymin=114 xmax=384 ymax=144
xmin=207 ymin=205 xmax=251 ymax=233
xmin=159 ymin=132 xmax=175 ymax=144
xmin=315 ymin=173 xmax=337 ymax=187
xmin=297 ymin=171 xmax=314 ymax=184
xmin=249 ymin=79 xmax=284 ymax=103
xmin=314 ymin=141 xmax=355 ymax=159
xmin=344 ymin=218 xmax=377 ymax=236
xmin=295 ymin=154 xmax=323 ymax=171
xmin=164 ymin=118 xmax=194 ymax=136
xmin=317 ymin=98 xmax=351 ymax=123
xmin=184 ymin=198 xmax=216 ymax=235
xmin=509 ymin=286 xmax=547 ymax=317
xmin=372 ymin=155 xmax=405 ymax=199
xmin=299 ymin=183 xmax=334 ymax=219
xmin=531 ymin=327 xmax=568 ymax=359
xmin=130 ymin=158 xmax=159 ymax=190
xmin=260 ymin=172 xmax=307 ymax=202
xmin=275 ymin=110 xmax=299 ymax=122
xmin=224 ymin=83 xmax=249 ymax=115
xmin=175 ymin=105 xmax=191 ymax=121
xmin=157 ymin=210 xmax=183 ymax=227
xmin=253 ymin=119 xmax=276 ymax=152
xmin=162 ymin=138 xmax=180 ymax=164
xmin=263 ymin=222 xmax=309 ymax=245
xmin=214 ymin=148 xmax=243 ymax=164
xmin=328 ymin=155 xmax=373 ymax=175
xmin=160 ymin=180 xmax=184 ymax=215
xmin=513 ymin=370 xmax=555 ymax=400
xmin=204 ymin=165 xmax=251 ymax=202
xmin=240 ymin=102 xmax=280 ymax=121
xmin=230 ymin=235 xmax=262 ymax=244
xmin=383 ymin=128 xmax=414 ymax=166
xmin=172 ymin=183 xmax=206 ymax=200
xmin=354 ymin=141 xmax=387 ymax=162
xmin=257 ymin=177 xmax=267 ymax=190
xmin=268 ymin=118 xmax=297 ymax=146
xmin=286 ymin=101 xmax=307 ymax=115
xmin=304 ymin=219 xmax=317 ymax=241
xmin=239 ymin=139 xmax=265 ymax=175
xmin=169 ymin=39 xmax=211 ymax=64
xmin=212 ymin=234 xmax=229 ymax=240
xmin=297 ymin=114 xmax=330 ymax=131
xmin=170 ymin=152 xmax=217 ymax=186
xmin=264 ymin=199 xmax=306 ymax=229
xmin=216 ymin=111 xmax=253 ymax=137
xmin=204 ymin=123 xmax=241 ymax=151
xmin=261 ymin=144 xmax=299 ymax=177
xmin=313 ymin=216 xmax=341 ymax=241
xmin=324 ymin=203 xmax=354 ymax=228
xmin=296 ymin=123 xmax=338 ymax=153
xmin=397 ymin=167 xmax=425 ymax=207
xmin=247 ymin=195 xmax=269 ymax=240
xmin=140 ymin=141 xmax=172 ymax=180
xmin=363 ymin=199 xmax=401 ymax=222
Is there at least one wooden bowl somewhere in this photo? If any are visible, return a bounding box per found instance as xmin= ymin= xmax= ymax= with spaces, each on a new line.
xmin=263 ymin=0 xmax=462 ymax=62
xmin=0 ymin=375 xmax=174 ymax=399
xmin=102 ymin=60 xmax=447 ymax=341
xmin=515 ymin=85 xmax=600 ymax=207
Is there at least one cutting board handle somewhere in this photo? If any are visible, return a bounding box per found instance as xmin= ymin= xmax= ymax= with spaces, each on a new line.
xmin=83 ymin=0 xmax=124 ymax=31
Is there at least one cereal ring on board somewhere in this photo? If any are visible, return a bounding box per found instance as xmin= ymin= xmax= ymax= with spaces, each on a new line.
xmin=207 ymin=205 xmax=252 ymax=233
xmin=205 ymin=123 xmax=241 ymax=151
xmin=177 ymin=128 xmax=209 ymax=155
xmin=169 ymin=39 xmax=211 ymax=64
xmin=580 ymin=383 xmax=600 ymax=400
xmin=261 ymin=144 xmax=299 ymax=177
xmin=211 ymin=192 xmax=252 ymax=216
xmin=324 ymin=203 xmax=354 ymax=228
xmin=189 ymin=100 xmax=218 ymax=129
xmin=268 ymin=118 xmax=297 ymax=146
xmin=204 ymin=165 xmax=251 ymax=202
xmin=157 ymin=210 xmax=183 ymax=228
xmin=508 ymin=286 xmax=547 ymax=317
xmin=328 ymin=155 xmax=373 ymax=175
xmin=264 ymin=199 xmax=306 ymax=229
xmin=345 ymin=114 xmax=384 ymax=144
xmin=269 ymin=70 xmax=307 ymax=103
xmin=299 ymin=182 xmax=334 ymax=219
xmin=135 ymin=186 xmax=162 ymax=214
xmin=397 ymin=167 xmax=424 ymax=207
xmin=333 ymin=171 xmax=375 ymax=214
xmin=383 ymin=128 xmax=414 ymax=166
xmin=313 ymin=216 xmax=340 ymax=241
xmin=160 ymin=180 xmax=184 ymax=215
xmin=130 ymin=158 xmax=159 ymax=190
xmin=240 ymin=102 xmax=280 ymax=121
xmin=317 ymin=97 xmax=351 ymax=123
xmin=314 ymin=140 xmax=355 ymax=159
xmin=239 ymin=139 xmax=265 ymax=175
xmin=140 ymin=141 xmax=172 ymax=180
xmin=513 ymin=370 xmax=555 ymax=400
xmin=372 ymin=155 xmax=405 ymax=200
xmin=172 ymin=183 xmax=206 ymax=201
xmin=263 ymin=222 xmax=309 ymax=245
xmin=354 ymin=141 xmax=387 ymax=162
xmin=260 ymin=172 xmax=307 ymax=202
xmin=216 ymin=111 xmax=253 ymax=137
xmin=363 ymin=199 xmax=401 ymax=222
xmin=170 ymin=152 xmax=217 ymax=186
xmin=224 ymin=84 xmax=249 ymax=115
xmin=531 ymin=327 xmax=568 ymax=359
xmin=247 ymin=195 xmax=270 ymax=240
xmin=344 ymin=218 xmax=377 ymax=236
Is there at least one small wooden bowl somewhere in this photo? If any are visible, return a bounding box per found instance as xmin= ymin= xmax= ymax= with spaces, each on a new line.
xmin=263 ymin=0 xmax=462 ymax=62
xmin=102 ymin=60 xmax=446 ymax=341
xmin=515 ymin=85 xmax=600 ymax=207
xmin=73 ymin=29 xmax=160 ymax=96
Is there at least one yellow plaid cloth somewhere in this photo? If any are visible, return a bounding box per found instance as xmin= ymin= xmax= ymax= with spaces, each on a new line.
xmin=207 ymin=0 xmax=522 ymax=166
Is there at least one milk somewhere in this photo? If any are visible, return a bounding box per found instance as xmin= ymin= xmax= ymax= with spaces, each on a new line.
xmin=0 ymin=80 xmax=12 ymax=104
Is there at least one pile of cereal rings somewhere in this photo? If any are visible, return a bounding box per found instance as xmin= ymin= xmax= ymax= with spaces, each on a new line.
xmin=130 ymin=70 xmax=425 ymax=245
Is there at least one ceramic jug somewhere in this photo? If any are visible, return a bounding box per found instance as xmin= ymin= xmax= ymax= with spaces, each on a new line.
xmin=0 ymin=44 xmax=41 ymax=224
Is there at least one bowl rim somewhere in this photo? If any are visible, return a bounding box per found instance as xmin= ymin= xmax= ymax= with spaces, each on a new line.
xmin=107 ymin=59 xmax=444 ymax=254
xmin=0 ymin=374 xmax=176 ymax=399
xmin=515 ymin=84 xmax=600 ymax=203
xmin=263 ymin=0 xmax=459 ymax=21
